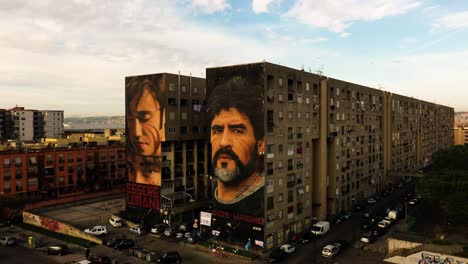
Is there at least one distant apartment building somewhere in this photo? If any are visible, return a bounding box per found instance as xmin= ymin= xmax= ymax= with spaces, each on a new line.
xmin=454 ymin=125 xmax=468 ymax=145
xmin=454 ymin=112 xmax=468 ymax=126
xmin=0 ymin=107 xmax=64 ymax=142
xmin=0 ymin=144 xmax=126 ymax=199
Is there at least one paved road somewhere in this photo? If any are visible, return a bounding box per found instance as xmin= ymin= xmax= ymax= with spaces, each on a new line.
xmin=285 ymin=182 xmax=416 ymax=264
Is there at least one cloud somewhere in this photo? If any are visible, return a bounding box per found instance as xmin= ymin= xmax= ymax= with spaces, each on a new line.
xmin=284 ymin=0 xmax=421 ymax=36
xmin=0 ymin=0 xmax=289 ymax=116
xmin=252 ymin=0 xmax=277 ymax=14
xmin=187 ymin=0 xmax=230 ymax=14
xmin=300 ymin=37 xmax=328 ymax=44
xmin=433 ymin=11 xmax=468 ymax=30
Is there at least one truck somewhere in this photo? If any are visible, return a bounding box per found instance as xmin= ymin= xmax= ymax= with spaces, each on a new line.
xmin=311 ymin=221 xmax=330 ymax=236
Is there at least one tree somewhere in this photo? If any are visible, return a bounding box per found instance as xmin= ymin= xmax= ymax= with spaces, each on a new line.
xmin=417 ymin=145 xmax=468 ymax=226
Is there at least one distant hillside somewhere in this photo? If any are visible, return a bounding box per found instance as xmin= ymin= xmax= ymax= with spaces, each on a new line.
xmin=64 ymin=116 xmax=125 ymax=130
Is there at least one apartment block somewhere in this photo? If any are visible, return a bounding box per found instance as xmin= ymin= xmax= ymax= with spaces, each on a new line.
xmin=0 ymin=107 xmax=64 ymax=142
xmin=204 ymin=61 xmax=453 ymax=249
xmin=454 ymin=125 xmax=468 ymax=145
xmin=0 ymin=144 xmax=125 ymax=199
xmin=125 ymin=73 xmax=210 ymax=225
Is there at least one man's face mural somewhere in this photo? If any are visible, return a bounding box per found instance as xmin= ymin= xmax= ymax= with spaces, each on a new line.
xmin=129 ymin=87 xmax=165 ymax=157
xmin=211 ymin=107 xmax=262 ymax=185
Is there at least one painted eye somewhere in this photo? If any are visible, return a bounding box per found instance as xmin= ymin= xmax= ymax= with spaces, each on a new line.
xmin=233 ymin=128 xmax=244 ymax=134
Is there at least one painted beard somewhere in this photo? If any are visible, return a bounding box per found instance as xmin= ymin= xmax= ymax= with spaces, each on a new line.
xmin=212 ymin=146 xmax=258 ymax=186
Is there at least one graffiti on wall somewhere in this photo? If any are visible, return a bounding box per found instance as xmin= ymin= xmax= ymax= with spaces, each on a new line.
xmin=40 ymin=217 xmax=60 ymax=232
xmin=419 ymin=252 xmax=465 ymax=264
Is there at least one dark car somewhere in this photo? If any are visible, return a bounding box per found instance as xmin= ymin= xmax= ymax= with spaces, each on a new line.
xmin=151 ymin=223 xmax=169 ymax=234
xmin=267 ymin=248 xmax=288 ymax=263
xmin=157 ymin=251 xmax=183 ymax=264
xmin=360 ymin=230 xmax=376 ymax=243
xmin=105 ymin=235 xmax=125 ymax=248
xmin=89 ymin=255 xmax=112 ymax=264
xmin=44 ymin=244 xmax=69 ymax=255
xmin=114 ymin=239 xmax=134 ymax=250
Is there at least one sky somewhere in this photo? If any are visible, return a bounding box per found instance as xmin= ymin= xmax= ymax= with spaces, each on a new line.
xmin=1 ymin=0 xmax=467 ymax=117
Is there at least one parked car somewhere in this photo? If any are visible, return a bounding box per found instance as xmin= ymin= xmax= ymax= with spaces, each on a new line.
xmin=114 ymin=239 xmax=134 ymax=250
xmin=84 ymin=226 xmax=108 ymax=236
xmin=367 ymin=197 xmax=377 ymax=204
xmin=360 ymin=230 xmax=376 ymax=243
xmin=321 ymin=240 xmax=349 ymax=258
xmin=280 ymin=244 xmax=296 ymax=254
xmin=267 ymin=248 xmax=288 ymax=263
xmin=321 ymin=244 xmax=340 ymax=258
xmin=105 ymin=235 xmax=124 ymax=248
xmin=151 ymin=224 xmax=168 ymax=234
xmin=377 ymin=220 xmax=389 ymax=229
xmin=0 ymin=236 xmax=16 ymax=246
xmin=164 ymin=227 xmax=177 ymax=237
xmin=178 ymin=222 xmax=189 ymax=231
xmin=108 ymin=217 xmax=123 ymax=228
xmin=382 ymin=217 xmax=394 ymax=226
xmin=88 ymin=255 xmax=112 ymax=264
xmin=157 ymin=251 xmax=183 ymax=263
xmin=44 ymin=244 xmax=70 ymax=255
xmin=129 ymin=226 xmax=147 ymax=236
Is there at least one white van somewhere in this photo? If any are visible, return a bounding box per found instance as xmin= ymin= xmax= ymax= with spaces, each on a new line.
xmin=311 ymin=221 xmax=330 ymax=236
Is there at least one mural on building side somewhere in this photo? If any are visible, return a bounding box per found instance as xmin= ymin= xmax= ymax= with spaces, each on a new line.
xmin=206 ymin=68 xmax=265 ymax=245
xmin=125 ymin=75 xmax=165 ymax=209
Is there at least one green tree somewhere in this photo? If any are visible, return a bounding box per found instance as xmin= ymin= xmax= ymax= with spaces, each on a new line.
xmin=417 ymin=145 xmax=468 ymax=227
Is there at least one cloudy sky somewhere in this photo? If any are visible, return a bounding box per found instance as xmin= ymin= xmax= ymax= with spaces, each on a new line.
xmin=1 ymin=0 xmax=467 ymax=116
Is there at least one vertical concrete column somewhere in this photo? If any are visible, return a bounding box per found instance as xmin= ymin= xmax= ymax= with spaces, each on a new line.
xmin=312 ymin=78 xmax=328 ymax=220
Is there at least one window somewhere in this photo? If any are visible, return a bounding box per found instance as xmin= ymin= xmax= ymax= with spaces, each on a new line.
xmin=288 ymin=190 xmax=294 ymax=203
xmin=68 ymin=154 xmax=74 ymax=163
xmin=181 ymin=112 xmax=187 ymax=120
xmin=15 ymin=157 xmax=22 ymax=167
xmin=306 ymin=97 xmax=310 ymax=104
xmin=59 ymin=154 xmax=65 ymax=163
xmin=288 ymin=111 xmax=293 ymax=119
xmin=4 ymin=182 xmax=10 ymax=193
xmin=193 ymin=87 xmax=198 ymax=94
xmin=3 ymin=159 xmax=10 ymax=168
xmin=168 ymin=127 xmax=176 ymax=134
xmin=16 ymin=181 xmax=22 ymax=192
xmin=267 ymin=196 xmax=274 ymax=210
xmin=279 ymin=78 xmax=283 ymax=87
xmin=180 ymin=126 xmax=188 ymax=134
xmin=169 ymin=112 xmax=175 ymax=120
xmin=278 ymin=111 xmax=283 ymax=119
xmin=305 ymin=82 xmax=310 ymax=91
xmin=278 ymin=160 xmax=283 ymax=168
xmin=27 ymin=178 xmax=38 ymax=187
xmin=278 ymin=193 xmax=283 ymax=203
xmin=267 ymin=162 xmax=274 ymax=175
xmin=278 ymin=144 xmax=283 ymax=154
xmin=266 ymin=144 xmax=274 ymax=158
xmin=181 ymin=85 xmax=186 ymax=93
xmin=278 ymin=94 xmax=283 ymax=102
xmin=169 ymin=83 xmax=175 ymax=92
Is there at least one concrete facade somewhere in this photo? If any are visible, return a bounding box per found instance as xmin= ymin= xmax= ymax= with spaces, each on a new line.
xmin=204 ymin=62 xmax=454 ymax=248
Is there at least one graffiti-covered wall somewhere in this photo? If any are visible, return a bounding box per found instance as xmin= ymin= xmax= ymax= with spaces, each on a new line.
xmin=23 ymin=211 xmax=102 ymax=244
xmin=206 ymin=64 xmax=266 ymax=247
